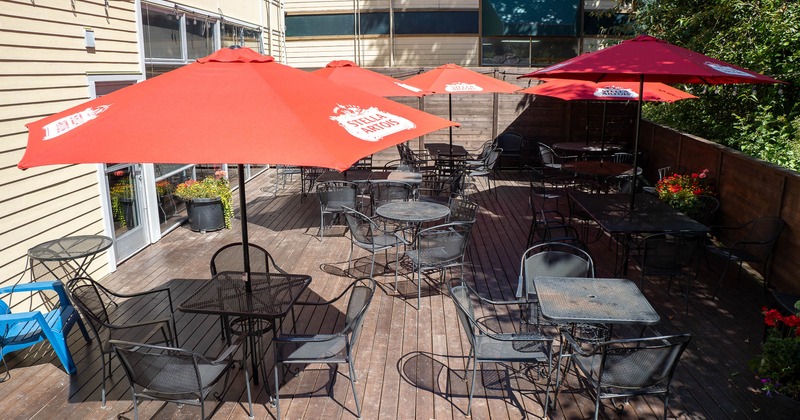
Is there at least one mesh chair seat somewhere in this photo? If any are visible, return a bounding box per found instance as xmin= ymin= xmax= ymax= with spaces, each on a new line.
xmin=474 ymin=334 xmax=552 ymax=362
xmin=137 ymin=362 xmax=229 ymax=401
xmin=572 ymin=351 xmax=671 ymax=392
xmin=277 ymin=334 xmax=348 ymax=362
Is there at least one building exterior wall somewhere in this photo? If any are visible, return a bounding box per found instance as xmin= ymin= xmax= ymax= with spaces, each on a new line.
xmin=0 ymin=0 xmax=281 ymax=289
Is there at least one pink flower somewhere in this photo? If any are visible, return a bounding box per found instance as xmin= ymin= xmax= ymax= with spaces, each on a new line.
xmin=699 ymin=172 xmax=707 ymax=179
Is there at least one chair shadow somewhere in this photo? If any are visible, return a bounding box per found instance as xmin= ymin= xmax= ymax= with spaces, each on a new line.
xmin=398 ymin=351 xmax=551 ymax=418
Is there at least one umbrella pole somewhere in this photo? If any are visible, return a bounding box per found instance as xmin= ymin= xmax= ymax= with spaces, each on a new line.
xmin=600 ymin=102 xmax=608 ymax=163
xmin=237 ymin=164 xmax=252 ymax=292
xmin=629 ymin=76 xmax=644 ymax=212
xmin=448 ymin=94 xmax=453 ymax=154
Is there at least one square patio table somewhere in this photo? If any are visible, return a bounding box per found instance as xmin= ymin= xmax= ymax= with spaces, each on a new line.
xmin=569 ymin=191 xmax=709 ymax=274
xmin=425 ymin=142 xmax=469 ymax=157
xmin=534 ymin=276 xmax=660 ymax=325
xmin=179 ymin=271 xmax=311 ymax=388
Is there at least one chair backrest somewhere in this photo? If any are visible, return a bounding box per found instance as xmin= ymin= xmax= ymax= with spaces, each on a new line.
xmin=343 ymin=207 xmax=378 ymax=247
xmin=612 ymin=152 xmax=634 ymax=164
xmin=448 ymin=196 xmax=479 ymax=223
xmin=692 ymin=195 xmax=720 ymax=225
xmin=370 ymin=181 xmax=413 ymax=211
xmin=538 ymin=143 xmax=555 ymax=164
xmin=112 ymin=341 xmax=205 ymax=396
xmin=657 ymin=166 xmax=672 ymax=181
xmin=519 ymin=242 xmax=594 ymax=296
xmin=642 ymin=233 xmax=703 ymax=272
xmin=449 ymin=283 xmax=477 ymax=348
xmin=350 ymin=155 xmax=372 ymax=171
xmin=66 ymin=277 xmax=112 ymax=344
xmin=317 ymin=181 xmax=359 ymax=209
xmin=343 ymin=278 xmax=376 ymax=348
xmin=210 ymin=242 xmax=283 ymax=275
xmin=597 ymin=334 xmax=692 ymax=390
xmin=482 ymin=148 xmax=502 ymax=171
xmin=497 ymin=132 xmax=523 ymax=154
xmin=416 ymin=222 xmax=473 ymax=267
xmin=742 ymin=216 xmax=786 ymax=260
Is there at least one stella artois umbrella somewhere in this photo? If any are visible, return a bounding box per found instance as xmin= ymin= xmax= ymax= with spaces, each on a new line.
xmin=312 ymin=60 xmax=428 ymax=97
xmin=521 ymin=35 xmax=783 ymax=209
xmin=405 ymin=63 xmax=520 ymax=152
xmin=20 ymin=47 xmax=456 ymax=283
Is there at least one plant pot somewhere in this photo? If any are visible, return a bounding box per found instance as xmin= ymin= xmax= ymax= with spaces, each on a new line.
xmin=185 ymin=197 xmax=224 ymax=232
xmin=119 ymin=197 xmax=138 ymax=228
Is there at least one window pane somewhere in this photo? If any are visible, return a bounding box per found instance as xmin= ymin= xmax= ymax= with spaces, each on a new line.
xmin=187 ymin=17 xmax=215 ymax=59
xmin=243 ymin=28 xmax=262 ymax=52
xmin=286 ymin=14 xmax=356 ymax=37
xmin=530 ymin=38 xmax=578 ymax=66
xmin=482 ymin=0 xmax=580 ymax=36
xmin=142 ymin=5 xmax=182 ymax=59
xmin=482 ymin=38 xmax=530 ymax=66
xmin=394 ymin=11 xmax=478 ymax=35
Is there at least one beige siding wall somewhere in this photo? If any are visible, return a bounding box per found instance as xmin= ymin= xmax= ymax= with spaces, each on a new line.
xmin=1 ymin=0 xmax=283 ymax=288
xmin=0 ymin=0 xmax=140 ymax=285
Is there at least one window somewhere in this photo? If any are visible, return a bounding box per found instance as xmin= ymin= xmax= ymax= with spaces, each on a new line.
xmin=394 ymin=11 xmax=478 ymax=35
xmin=482 ymin=0 xmax=580 ymax=37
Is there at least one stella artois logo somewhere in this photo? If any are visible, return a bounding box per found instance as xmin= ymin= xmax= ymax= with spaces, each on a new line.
xmin=705 ymin=62 xmax=755 ymax=78
xmin=330 ymin=104 xmax=416 ymax=142
xmin=43 ymin=105 xmax=110 ymax=140
xmin=594 ymin=86 xmax=639 ymax=99
xmin=445 ymin=82 xmax=483 ymax=92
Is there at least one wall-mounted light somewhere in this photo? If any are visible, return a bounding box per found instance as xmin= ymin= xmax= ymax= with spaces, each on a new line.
xmin=84 ymin=28 xmax=96 ymax=50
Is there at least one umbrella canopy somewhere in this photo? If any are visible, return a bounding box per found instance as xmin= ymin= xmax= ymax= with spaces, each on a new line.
xmin=404 ymin=63 xmax=520 ymax=151
xmin=521 ymin=79 xmax=697 ymax=103
xmin=521 ymin=35 xmax=782 ymax=85
xmin=520 ymin=35 xmax=782 ymax=209
xmin=21 ymin=48 xmax=455 ymax=171
xmin=312 ymin=60 xmax=428 ymax=97
xmin=20 ymin=47 xmax=456 ymax=284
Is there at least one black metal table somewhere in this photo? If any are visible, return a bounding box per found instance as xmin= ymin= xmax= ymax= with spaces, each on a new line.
xmin=534 ymin=276 xmax=660 ymax=326
xmin=425 ymin=142 xmax=469 ymax=157
xmin=179 ymin=271 xmax=311 ymax=388
xmin=569 ymin=191 xmax=709 ymax=274
xmin=27 ymin=235 xmax=114 ymax=282
xmin=376 ymin=201 xmax=450 ymax=225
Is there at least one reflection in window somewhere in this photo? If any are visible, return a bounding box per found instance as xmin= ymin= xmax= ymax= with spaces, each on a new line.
xmin=187 ymin=17 xmax=215 ymax=59
xmin=107 ymin=166 xmax=139 ymax=234
xmin=482 ymin=37 xmax=578 ymax=67
xmin=142 ymin=5 xmax=181 ymax=59
xmin=222 ymin=25 xmax=262 ymax=52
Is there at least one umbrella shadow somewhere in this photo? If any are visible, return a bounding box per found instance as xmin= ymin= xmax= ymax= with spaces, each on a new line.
xmin=399 ymin=351 xmax=546 ymax=418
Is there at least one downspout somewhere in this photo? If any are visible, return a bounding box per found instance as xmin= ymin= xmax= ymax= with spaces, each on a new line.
xmin=389 ymin=0 xmax=394 ymax=66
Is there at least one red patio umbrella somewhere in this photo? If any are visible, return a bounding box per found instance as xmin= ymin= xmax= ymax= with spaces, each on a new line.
xmin=312 ymin=60 xmax=428 ymax=97
xmin=19 ymin=47 xmax=456 ymax=284
xmin=521 ymin=79 xmax=697 ymax=156
xmin=404 ymin=63 xmax=520 ymax=153
xmin=521 ymin=79 xmax=697 ymax=103
xmin=520 ymin=34 xmax=783 ymax=209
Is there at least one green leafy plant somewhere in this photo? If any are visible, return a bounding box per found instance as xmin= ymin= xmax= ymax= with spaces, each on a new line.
xmin=655 ymin=169 xmax=714 ymax=221
xmin=174 ymin=171 xmax=233 ymax=228
xmin=750 ymin=301 xmax=800 ymax=400
xmin=155 ymin=179 xmax=174 ymax=197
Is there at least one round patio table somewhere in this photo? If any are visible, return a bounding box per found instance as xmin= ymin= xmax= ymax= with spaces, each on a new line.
xmin=553 ymin=142 xmax=626 ymax=154
xmin=562 ymin=161 xmax=635 ymax=178
xmin=375 ymin=201 xmax=450 ymax=224
xmin=27 ymin=235 xmax=114 ymax=282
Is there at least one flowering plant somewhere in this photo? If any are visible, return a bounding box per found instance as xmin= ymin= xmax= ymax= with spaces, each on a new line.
xmin=109 ymin=180 xmax=134 ymax=228
xmin=175 ymin=171 xmax=233 ymax=228
xmin=655 ymin=169 xmax=714 ymax=221
xmin=749 ymin=302 xmax=800 ymax=400
xmin=155 ymin=180 xmax=174 ymax=197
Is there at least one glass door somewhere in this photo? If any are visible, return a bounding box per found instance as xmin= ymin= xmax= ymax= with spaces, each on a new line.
xmin=105 ymin=164 xmax=149 ymax=261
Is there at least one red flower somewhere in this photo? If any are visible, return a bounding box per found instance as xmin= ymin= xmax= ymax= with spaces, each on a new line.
xmin=691 ymin=173 xmax=699 ymax=178
xmin=764 ymin=308 xmax=783 ymax=326
xmin=784 ymin=315 xmax=800 ymax=328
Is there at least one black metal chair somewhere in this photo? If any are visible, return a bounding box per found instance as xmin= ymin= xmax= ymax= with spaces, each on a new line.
xmin=111 ymin=333 xmax=252 ymax=420
xmin=538 ymin=142 xmax=578 ymax=172
xmin=449 ymin=280 xmax=555 ymax=417
xmin=66 ymin=276 xmax=178 ymax=407
xmin=691 ymin=194 xmax=720 ymax=226
xmin=554 ymin=329 xmax=692 ymax=420
xmin=369 ymin=180 xmax=413 ymax=216
xmin=317 ymin=180 xmax=360 ymax=237
xmin=632 ymin=233 xmax=703 ymax=314
xmin=447 ymin=195 xmax=479 ymax=224
xmin=406 ymin=222 xmax=473 ymax=309
xmin=706 ymin=216 xmax=785 ymax=297
xmin=210 ymin=242 xmax=288 ymax=340
xmin=342 ymin=207 xmax=409 ymax=288
xmin=516 ymin=242 xmax=594 ymax=330
xmin=273 ymin=277 xmax=376 ymax=420
xmin=464 ymin=147 xmax=502 ymax=194
xmin=496 ymin=131 xmax=524 ymax=170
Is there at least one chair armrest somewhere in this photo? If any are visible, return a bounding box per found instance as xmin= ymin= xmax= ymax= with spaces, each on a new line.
xmin=0 ymin=281 xmax=60 ymax=294
xmin=482 ymin=331 xmax=554 ymax=344
xmin=210 ymin=332 xmax=248 ymax=364
xmin=0 ymin=311 xmax=42 ymax=325
xmin=458 ymin=280 xmax=527 ymax=306
xmin=560 ymin=328 xmax=602 ymax=357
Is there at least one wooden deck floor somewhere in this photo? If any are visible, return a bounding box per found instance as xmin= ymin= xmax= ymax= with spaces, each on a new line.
xmin=0 ymin=169 xmax=776 ymax=419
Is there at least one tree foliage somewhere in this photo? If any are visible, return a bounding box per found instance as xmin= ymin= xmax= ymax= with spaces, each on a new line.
xmin=625 ymin=0 xmax=800 ymax=170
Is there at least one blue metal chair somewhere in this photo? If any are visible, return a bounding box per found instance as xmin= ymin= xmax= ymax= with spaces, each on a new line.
xmin=0 ymin=281 xmax=90 ymax=379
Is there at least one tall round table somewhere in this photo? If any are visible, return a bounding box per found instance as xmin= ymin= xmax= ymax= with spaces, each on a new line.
xmin=27 ymin=235 xmax=114 ymax=282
